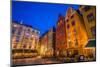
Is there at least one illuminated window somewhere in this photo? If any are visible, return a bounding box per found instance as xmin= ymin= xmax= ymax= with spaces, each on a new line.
xmin=26 ymin=33 xmax=30 ymax=37
xmin=12 ymin=25 xmax=17 ymax=34
xmin=29 ymin=45 xmax=31 ymax=48
xmin=13 ymin=45 xmax=17 ymax=48
xmin=13 ymin=24 xmax=17 ymax=27
xmin=16 ymin=36 xmax=20 ymax=42
xmin=87 ymin=13 xmax=95 ymax=22
xmin=17 ymin=31 xmax=22 ymax=35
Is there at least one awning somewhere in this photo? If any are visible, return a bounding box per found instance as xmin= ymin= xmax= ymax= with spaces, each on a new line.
xmin=85 ymin=40 xmax=96 ymax=47
xmin=12 ymin=49 xmax=38 ymax=53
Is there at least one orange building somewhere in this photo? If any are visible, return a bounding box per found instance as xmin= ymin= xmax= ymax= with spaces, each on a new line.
xmin=65 ymin=7 xmax=88 ymax=55
xmin=55 ymin=7 xmax=89 ymax=57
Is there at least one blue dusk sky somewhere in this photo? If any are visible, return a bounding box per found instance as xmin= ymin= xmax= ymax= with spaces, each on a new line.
xmin=12 ymin=1 xmax=79 ymax=36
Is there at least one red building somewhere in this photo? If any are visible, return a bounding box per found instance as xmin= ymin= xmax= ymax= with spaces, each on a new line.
xmin=55 ymin=15 xmax=68 ymax=57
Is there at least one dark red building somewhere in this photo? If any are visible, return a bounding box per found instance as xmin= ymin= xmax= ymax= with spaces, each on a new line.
xmin=55 ymin=15 xmax=68 ymax=57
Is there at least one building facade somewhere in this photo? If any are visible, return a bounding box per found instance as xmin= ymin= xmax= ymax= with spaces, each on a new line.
xmin=65 ymin=7 xmax=88 ymax=56
xmin=12 ymin=21 xmax=40 ymax=58
xmin=40 ymin=27 xmax=55 ymax=57
xmin=55 ymin=7 xmax=89 ymax=57
xmin=79 ymin=6 xmax=96 ymax=40
xmin=47 ymin=28 xmax=56 ymax=57
xmin=12 ymin=22 xmax=25 ymax=49
xmin=40 ymin=33 xmax=48 ymax=57
xmin=79 ymin=6 xmax=96 ymax=60
xmin=55 ymin=15 xmax=68 ymax=57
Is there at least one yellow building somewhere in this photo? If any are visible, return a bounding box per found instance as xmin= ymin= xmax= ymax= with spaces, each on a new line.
xmin=22 ymin=27 xmax=40 ymax=50
xmin=40 ymin=28 xmax=55 ymax=57
xmin=46 ymin=28 xmax=55 ymax=57
xmin=65 ymin=7 xmax=88 ymax=55
xmin=79 ymin=6 xmax=96 ymax=40
xmin=40 ymin=34 xmax=48 ymax=57
xmin=79 ymin=6 xmax=96 ymax=60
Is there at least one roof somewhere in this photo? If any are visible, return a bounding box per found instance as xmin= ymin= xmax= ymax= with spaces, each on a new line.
xmin=12 ymin=20 xmax=40 ymax=31
xmin=76 ymin=9 xmax=83 ymax=16
xmin=40 ymin=26 xmax=56 ymax=38
xmin=85 ymin=40 xmax=96 ymax=47
xmin=12 ymin=20 xmax=33 ymax=28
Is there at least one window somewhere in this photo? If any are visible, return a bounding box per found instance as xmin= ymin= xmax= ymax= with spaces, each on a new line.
xmin=12 ymin=25 xmax=17 ymax=34
xmin=84 ymin=6 xmax=91 ymax=12
xmin=13 ymin=45 xmax=17 ymax=48
xmin=28 ymin=28 xmax=31 ymax=32
xmin=71 ymin=15 xmax=74 ymax=19
xmin=49 ymin=35 xmax=53 ymax=40
xmin=29 ymin=45 xmax=31 ymax=48
xmin=19 ymin=26 xmax=23 ymax=30
xmin=72 ymin=21 xmax=75 ymax=26
xmin=87 ymin=13 xmax=95 ymax=22
xmin=66 ymin=19 xmax=69 ymax=22
xmin=33 ymin=30 xmax=35 ymax=33
xmin=36 ymin=31 xmax=39 ymax=34
xmin=91 ymin=27 xmax=96 ymax=36
xmin=25 ymin=33 xmax=30 ymax=38
xmin=13 ymin=24 xmax=17 ymax=27
xmin=12 ymin=29 xmax=16 ymax=34
xmin=23 ymin=45 xmax=26 ymax=48
xmin=16 ymin=36 xmax=20 ymax=42
xmin=16 ymin=39 xmax=19 ymax=42
xmin=17 ymin=31 xmax=22 ymax=35
xmin=30 ymin=38 xmax=33 ymax=40
xmin=67 ymin=24 xmax=70 ymax=29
